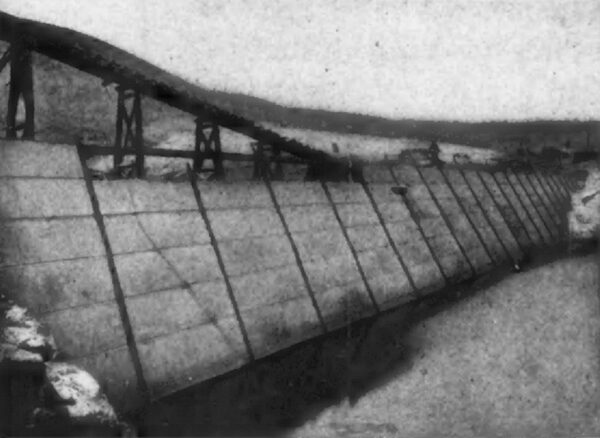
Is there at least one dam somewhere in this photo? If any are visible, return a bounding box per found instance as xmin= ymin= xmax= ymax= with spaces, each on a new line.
xmin=0 ymin=138 xmax=576 ymax=413
xmin=0 ymin=3 xmax=597 ymax=435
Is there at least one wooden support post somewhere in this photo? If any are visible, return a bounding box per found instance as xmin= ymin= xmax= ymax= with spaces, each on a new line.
xmin=114 ymin=87 xmax=144 ymax=177
xmin=193 ymin=119 xmax=224 ymax=180
xmin=6 ymin=38 xmax=34 ymax=140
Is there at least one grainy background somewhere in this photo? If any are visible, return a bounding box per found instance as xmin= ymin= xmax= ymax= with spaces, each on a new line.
xmin=1 ymin=0 xmax=599 ymax=121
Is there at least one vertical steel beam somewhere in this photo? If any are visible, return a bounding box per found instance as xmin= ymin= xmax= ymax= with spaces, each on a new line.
xmin=113 ymin=87 xmax=143 ymax=177
xmin=521 ymin=171 xmax=561 ymax=234
xmin=551 ymin=173 xmax=571 ymax=199
xmin=509 ymin=169 xmax=556 ymax=241
xmin=457 ymin=169 xmax=513 ymax=262
xmin=321 ymin=181 xmax=380 ymax=313
xmin=388 ymin=165 xmax=448 ymax=285
xmin=545 ymin=171 xmax=569 ymax=203
xmin=527 ymin=170 xmax=565 ymax=239
xmin=113 ymin=88 xmax=125 ymax=168
xmin=211 ymin=124 xmax=225 ymax=178
xmin=252 ymin=143 xmax=284 ymax=181
xmin=187 ymin=165 xmax=255 ymax=361
xmin=492 ymin=172 xmax=541 ymax=246
xmin=542 ymin=171 xmax=572 ymax=249
xmin=5 ymin=48 xmax=19 ymax=139
xmin=360 ymin=179 xmax=419 ymax=296
xmin=272 ymin=146 xmax=284 ymax=180
xmin=133 ymin=90 xmax=144 ymax=178
xmin=438 ymin=167 xmax=495 ymax=265
xmin=262 ymin=170 xmax=328 ymax=333
xmin=6 ymin=38 xmax=34 ymax=140
xmin=409 ymin=155 xmax=476 ymax=278
xmin=505 ymin=169 xmax=549 ymax=244
xmin=77 ymin=145 xmax=150 ymax=403
xmin=0 ymin=47 xmax=11 ymax=72
xmin=536 ymin=170 xmax=569 ymax=219
xmin=558 ymin=174 xmax=575 ymax=193
xmin=193 ymin=118 xmax=203 ymax=172
xmin=251 ymin=142 xmax=266 ymax=180
xmin=193 ymin=119 xmax=224 ymax=180
xmin=480 ymin=171 xmax=531 ymax=252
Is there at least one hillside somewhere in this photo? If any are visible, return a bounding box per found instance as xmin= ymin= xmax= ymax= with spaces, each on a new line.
xmin=0 ymin=38 xmax=598 ymax=164
xmin=3 ymin=1 xmax=600 ymax=122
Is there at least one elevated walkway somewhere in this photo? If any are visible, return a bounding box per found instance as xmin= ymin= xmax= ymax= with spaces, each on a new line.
xmin=0 ymin=10 xmax=596 ymax=154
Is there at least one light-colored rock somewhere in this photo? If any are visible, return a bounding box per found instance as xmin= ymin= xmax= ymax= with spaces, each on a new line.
xmin=44 ymin=362 xmax=118 ymax=424
xmin=1 ymin=304 xmax=57 ymax=362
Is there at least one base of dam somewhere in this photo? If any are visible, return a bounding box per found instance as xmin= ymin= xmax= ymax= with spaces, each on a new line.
xmin=134 ymin=244 xmax=599 ymax=437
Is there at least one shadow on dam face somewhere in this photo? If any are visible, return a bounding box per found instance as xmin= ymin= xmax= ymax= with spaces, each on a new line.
xmin=133 ymin=242 xmax=596 ymax=437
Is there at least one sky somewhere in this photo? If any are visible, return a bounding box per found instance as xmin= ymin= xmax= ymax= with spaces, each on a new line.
xmin=2 ymin=0 xmax=599 ymax=122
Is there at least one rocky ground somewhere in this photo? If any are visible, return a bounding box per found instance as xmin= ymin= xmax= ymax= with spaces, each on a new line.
xmin=0 ymin=297 xmax=128 ymax=436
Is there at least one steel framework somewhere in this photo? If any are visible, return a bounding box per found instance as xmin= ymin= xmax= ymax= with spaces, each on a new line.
xmin=114 ymin=87 xmax=144 ymax=177
xmin=4 ymin=37 xmax=35 ymax=140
